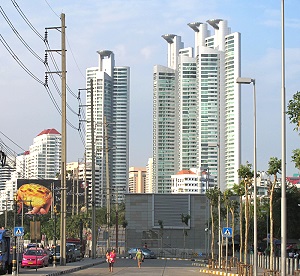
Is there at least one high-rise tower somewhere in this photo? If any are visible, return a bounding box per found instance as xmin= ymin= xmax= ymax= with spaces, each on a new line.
xmin=86 ymin=50 xmax=130 ymax=206
xmin=153 ymin=19 xmax=240 ymax=193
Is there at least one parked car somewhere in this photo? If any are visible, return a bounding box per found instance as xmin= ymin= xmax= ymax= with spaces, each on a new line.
xmin=21 ymin=248 xmax=49 ymax=268
xmin=66 ymin=243 xmax=82 ymax=262
xmin=50 ymin=245 xmax=61 ymax=264
xmin=26 ymin=243 xmax=38 ymax=249
xmin=128 ymin=248 xmax=156 ymax=259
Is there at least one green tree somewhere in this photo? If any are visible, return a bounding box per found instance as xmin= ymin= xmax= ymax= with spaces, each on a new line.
xmin=206 ymin=186 xmax=220 ymax=260
xmin=287 ymin=91 xmax=300 ymax=131
xmin=273 ymin=185 xmax=300 ymax=239
xmin=238 ymin=162 xmax=254 ymax=264
xmin=223 ymin=189 xmax=239 ymax=258
xmin=181 ymin=213 xmax=191 ymax=249
xmin=267 ymin=157 xmax=281 ymax=270
xmin=232 ymin=183 xmax=245 ymax=261
xmin=291 ymin=149 xmax=300 ymax=172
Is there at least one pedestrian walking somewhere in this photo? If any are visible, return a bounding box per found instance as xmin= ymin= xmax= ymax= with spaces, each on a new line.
xmin=106 ymin=250 xmax=110 ymax=268
xmin=135 ymin=248 xmax=143 ymax=268
xmin=108 ymin=249 xmax=116 ymax=272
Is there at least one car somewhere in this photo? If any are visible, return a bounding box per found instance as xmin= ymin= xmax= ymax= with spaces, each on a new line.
xmin=26 ymin=243 xmax=38 ymax=249
xmin=66 ymin=243 xmax=82 ymax=262
xmin=50 ymin=244 xmax=80 ymax=263
xmin=128 ymin=248 xmax=156 ymax=259
xmin=21 ymin=248 xmax=49 ymax=268
xmin=50 ymin=245 xmax=61 ymax=264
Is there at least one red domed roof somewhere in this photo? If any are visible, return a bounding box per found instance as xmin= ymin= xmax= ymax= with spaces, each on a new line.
xmin=176 ymin=170 xmax=196 ymax=175
xmin=37 ymin=128 xmax=60 ymax=136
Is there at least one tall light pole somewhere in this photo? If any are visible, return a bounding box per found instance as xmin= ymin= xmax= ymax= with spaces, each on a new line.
xmin=280 ymin=1 xmax=287 ymax=275
xmin=236 ymin=77 xmax=257 ymax=276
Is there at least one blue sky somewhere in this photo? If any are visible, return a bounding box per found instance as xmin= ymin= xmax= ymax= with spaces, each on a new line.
xmin=1 ymin=0 xmax=300 ymax=177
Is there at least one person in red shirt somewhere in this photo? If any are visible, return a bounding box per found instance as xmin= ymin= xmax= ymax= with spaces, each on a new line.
xmin=108 ymin=249 xmax=116 ymax=272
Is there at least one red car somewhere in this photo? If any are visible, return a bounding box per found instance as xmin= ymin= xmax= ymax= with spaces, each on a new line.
xmin=21 ymin=248 xmax=49 ymax=268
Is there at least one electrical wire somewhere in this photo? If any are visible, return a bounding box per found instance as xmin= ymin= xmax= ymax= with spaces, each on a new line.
xmin=4 ymin=1 xmax=86 ymax=149
xmin=0 ymin=34 xmax=44 ymax=85
xmin=10 ymin=0 xmax=44 ymax=41
xmin=66 ymin=35 xmax=86 ymax=79
xmin=0 ymin=6 xmax=44 ymax=63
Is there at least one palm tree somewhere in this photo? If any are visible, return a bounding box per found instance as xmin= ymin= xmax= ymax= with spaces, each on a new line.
xmin=181 ymin=213 xmax=191 ymax=250
xmin=232 ymin=183 xmax=245 ymax=261
xmin=267 ymin=157 xmax=281 ymax=270
xmin=206 ymin=186 xmax=220 ymax=260
xmin=223 ymin=189 xmax=239 ymax=258
xmin=238 ymin=162 xmax=254 ymax=263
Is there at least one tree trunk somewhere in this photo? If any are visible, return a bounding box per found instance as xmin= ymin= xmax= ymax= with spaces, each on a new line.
xmin=269 ymin=178 xmax=276 ymax=270
xmin=211 ymin=202 xmax=215 ymax=260
xmin=244 ymin=183 xmax=249 ymax=264
xmin=230 ymin=208 xmax=235 ymax=258
xmin=239 ymin=196 xmax=243 ymax=262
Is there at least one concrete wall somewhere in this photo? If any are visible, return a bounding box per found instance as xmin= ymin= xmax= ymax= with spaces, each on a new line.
xmin=125 ymin=193 xmax=209 ymax=257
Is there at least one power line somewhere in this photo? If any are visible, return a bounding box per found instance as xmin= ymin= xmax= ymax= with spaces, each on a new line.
xmin=0 ymin=6 xmax=44 ymax=63
xmin=0 ymin=130 xmax=27 ymax=152
xmin=10 ymin=0 xmax=44 ymax=41
xmin=66 ymin=35 xmax=86 ymax=79
xmin=0 ymin=34 xmax=45 ymax=85
xmin=3 ymin=2 xmax=86 ymax=152
xmin=44 ymin=0 xmax=60 ymax=18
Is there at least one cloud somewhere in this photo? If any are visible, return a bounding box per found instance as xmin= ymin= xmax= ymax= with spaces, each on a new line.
xmin=140 ymin=46 xmax=155 ymax=60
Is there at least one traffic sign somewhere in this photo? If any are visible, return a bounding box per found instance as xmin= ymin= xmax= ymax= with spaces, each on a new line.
xmin=14 ymin=227 xmax=24 ymax=237
xmin=222 ymin=227 xmax=232 ymax=238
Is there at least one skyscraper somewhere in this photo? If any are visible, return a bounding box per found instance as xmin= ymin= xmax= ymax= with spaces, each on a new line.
xmin=86 ymin=50 xmax=130 ymax=207
xmin=153 ymin=19 xmax=241 ymax=193
xmin=15 ymin=128 xmax=61 ymax=180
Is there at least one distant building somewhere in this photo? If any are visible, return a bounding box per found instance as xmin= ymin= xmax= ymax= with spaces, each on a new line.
xmin=153 ymin=19 xmax=241 ymax=193
xmin=171 ymin=168 xmax=215 ymax=194
xmin=128 ymin=167 xmax=146 ymax=193
xmin=16 ymin=128 xmax=61 ymax=180
xmin=0 ymin=157 xmax=15 ymax=190
xmin=86 ymin=50 xmax=130 ymax=206
xmin=145 ymin=158 xmax=153 ymax=193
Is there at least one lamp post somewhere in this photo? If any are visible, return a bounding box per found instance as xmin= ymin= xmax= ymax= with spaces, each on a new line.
xmin=236 ymin=77 xmax=257 ymax=276
xmin=280 ymin=1 xmax=287 ymax=275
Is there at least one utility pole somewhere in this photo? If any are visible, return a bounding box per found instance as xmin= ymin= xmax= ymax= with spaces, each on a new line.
xmin=104 ymin=116 xmax=111 ymax=250
xmin=115 ymin=188 xmax=118 ymax=252
xmin=44 ymin=15 xmax=67 ymax=265
xmin=60 ymin=12 xmax=67 ymax=266
xmin=90 ymin=79 xmax=96 ymax=259
xmin=76 ymin=165 xmax=79 ymax=215
xmin=84 ymin=151 xmax=88 ymax=212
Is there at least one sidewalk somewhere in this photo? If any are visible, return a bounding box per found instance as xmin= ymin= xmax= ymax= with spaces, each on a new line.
xmin=18 ymin=257 xmax=105 ymax=276
xmin=192 ymin=262 xmax=267 ymax=276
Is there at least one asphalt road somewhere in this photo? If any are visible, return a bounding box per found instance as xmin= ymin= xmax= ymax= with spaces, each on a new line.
xmin=66 ymin=258 xmax=204 ymax=275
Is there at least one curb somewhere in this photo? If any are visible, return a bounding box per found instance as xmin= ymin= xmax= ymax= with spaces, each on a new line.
xmin=118 ymin=256 xmax=190 ymax=261
xmin=199 ymin=268 xmax=238 ymax=276
xmin=158 ymin=257 xmax=190 ymax=261
xmin=45 ymin=260 xmax=105 ymax=276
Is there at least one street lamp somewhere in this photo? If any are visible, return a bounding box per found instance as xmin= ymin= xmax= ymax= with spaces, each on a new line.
xmin=236 ymin=77 xmax=257 ymax=276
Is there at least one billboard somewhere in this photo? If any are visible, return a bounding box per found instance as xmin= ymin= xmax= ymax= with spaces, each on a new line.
xmin=16 ymin=179 xmax=86 ymax=215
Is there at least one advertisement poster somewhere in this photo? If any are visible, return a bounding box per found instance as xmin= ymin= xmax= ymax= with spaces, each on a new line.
xmin=16 ymin=179 xmax=85 ymax=215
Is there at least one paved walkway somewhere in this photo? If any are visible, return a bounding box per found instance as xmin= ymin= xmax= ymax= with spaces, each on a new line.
xmin=192 ymin=261 xmax=271 ymax=276
xmin=18 ymin=257 xmax=105 ymax=276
